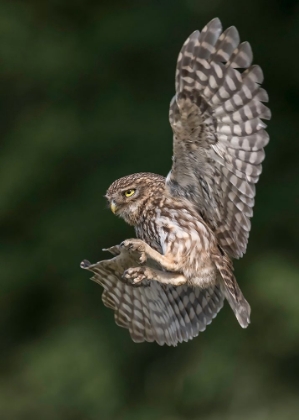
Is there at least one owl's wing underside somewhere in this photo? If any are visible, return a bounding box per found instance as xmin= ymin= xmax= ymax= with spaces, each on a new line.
xmin=167 ymin=18 xmax=271 ymax=258
xmin=81 ymin=246 xmax=224 ymax=346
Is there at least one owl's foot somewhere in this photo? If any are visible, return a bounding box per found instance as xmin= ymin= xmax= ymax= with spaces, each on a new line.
xmin=122 ymin=266 xmax=151 ymax=286
xmin=120 ymin=239 xmax=147 ymax=264
xmin=122 ymin=266 xmax=187 ymax=287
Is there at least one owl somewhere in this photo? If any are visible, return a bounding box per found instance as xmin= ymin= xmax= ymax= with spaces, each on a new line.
xmin=81 ymin=18 xmax=270 ymax=346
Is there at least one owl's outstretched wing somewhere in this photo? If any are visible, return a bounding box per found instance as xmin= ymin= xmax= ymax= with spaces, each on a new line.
xmin=167 ymin=18 xmax=270 ymax=258
xmin=81 ymin=246 xmax=224 ymax=346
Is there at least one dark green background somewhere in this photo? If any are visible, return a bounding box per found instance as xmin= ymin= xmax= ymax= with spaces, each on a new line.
xmin=1 ymin=0 xmax=299 ymax=419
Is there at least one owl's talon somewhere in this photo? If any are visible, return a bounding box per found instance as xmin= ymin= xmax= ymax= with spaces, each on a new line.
xmin=122 ymin=267 xmax=149 ymax=286
xmin=120 ymin=239 xmax=147 ymax=264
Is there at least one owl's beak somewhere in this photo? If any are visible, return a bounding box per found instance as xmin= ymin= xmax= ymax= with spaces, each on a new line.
xmin=110 ymin=200 xmax=117 ymax=214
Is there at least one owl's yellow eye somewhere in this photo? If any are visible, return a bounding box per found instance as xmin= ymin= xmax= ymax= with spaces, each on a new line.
xmin=124 ymin=189 xmax=136 ymax=197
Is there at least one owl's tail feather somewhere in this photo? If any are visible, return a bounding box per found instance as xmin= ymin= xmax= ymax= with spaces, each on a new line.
xmin=213 ymin=253 xmax=251 ymax=328
xmin=220 ymin=282 xmax=251 ymax=328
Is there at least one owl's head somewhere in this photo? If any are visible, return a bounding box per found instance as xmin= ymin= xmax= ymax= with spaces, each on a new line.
xmin=105 ymin=172 xmax=165 ymax=225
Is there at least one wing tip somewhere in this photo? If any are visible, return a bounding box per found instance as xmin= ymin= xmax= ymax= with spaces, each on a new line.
xmin=80 ymin=259 xmax=91 ymax=269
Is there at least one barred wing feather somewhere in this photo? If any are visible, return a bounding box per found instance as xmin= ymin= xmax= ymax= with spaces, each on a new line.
xmin=81 ymin=247 xmax=224 ymax=346
xmin=167 ymin=18 xmax=270 ymax=258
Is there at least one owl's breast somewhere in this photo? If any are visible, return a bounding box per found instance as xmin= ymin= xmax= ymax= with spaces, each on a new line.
xmin=157 ymin=207 xmax=218 ymax=285
xmin=135 ymin=202 xmax=218 ymax=286
xmin=134 ymin=223 xmax=163 ymax=253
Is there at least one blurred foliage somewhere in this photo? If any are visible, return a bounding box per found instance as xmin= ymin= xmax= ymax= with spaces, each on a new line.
xmin=0 ymin=0 xmax=299 ymax=419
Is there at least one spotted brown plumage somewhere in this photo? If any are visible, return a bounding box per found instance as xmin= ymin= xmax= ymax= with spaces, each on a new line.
xmin=81 ymin=18 xmax=270 ymax=345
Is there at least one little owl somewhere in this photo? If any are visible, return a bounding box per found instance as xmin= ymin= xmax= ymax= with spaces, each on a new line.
xmin=81 ymin=18 xmax=270 ymax=346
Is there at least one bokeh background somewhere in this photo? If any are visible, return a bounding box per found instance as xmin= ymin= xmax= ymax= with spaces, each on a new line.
xmin=1 ymin=0 xmax=299 ymax=419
